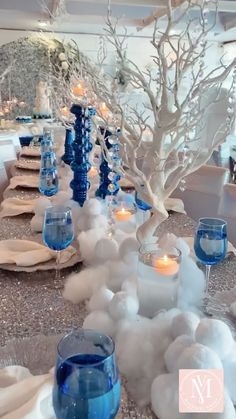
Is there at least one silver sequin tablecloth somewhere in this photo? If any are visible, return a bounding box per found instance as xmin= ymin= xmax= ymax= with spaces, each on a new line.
xmin=1 ymin=164 xmax=236 ymax=417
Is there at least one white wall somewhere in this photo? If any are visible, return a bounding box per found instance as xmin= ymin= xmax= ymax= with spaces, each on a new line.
xmin=0 ymin=28 xmax=234 ymax=134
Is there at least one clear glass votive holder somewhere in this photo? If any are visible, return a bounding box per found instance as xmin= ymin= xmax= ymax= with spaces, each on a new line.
xmin=138 ymin=244 xmax=182 ymax=317
xmin=112 ymin=193 xmax=137 ymax=222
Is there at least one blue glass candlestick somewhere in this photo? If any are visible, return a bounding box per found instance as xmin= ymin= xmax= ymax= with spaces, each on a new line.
xmin=96 ymin=128 xmax=120 ymax=199
xmin=61 ymin=127 xmax=74 ymax=166
xmin=70 ymin=104 xmax=96 ymax=207
xmin=135 ymin=190 xmax=152 ymax=211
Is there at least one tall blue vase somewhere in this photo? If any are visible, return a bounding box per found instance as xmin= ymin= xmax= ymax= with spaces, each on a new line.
xmin=61 ymin=127 xmax=74 ymax=165
xmin=96 ymin=128 xmax=120 ymax=199
xmin=70 ymin=104 xmax=96 ymax=207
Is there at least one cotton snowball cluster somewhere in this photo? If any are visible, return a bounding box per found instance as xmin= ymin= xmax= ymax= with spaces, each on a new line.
xmin=61 ymin=197 xmax=236 ymax=417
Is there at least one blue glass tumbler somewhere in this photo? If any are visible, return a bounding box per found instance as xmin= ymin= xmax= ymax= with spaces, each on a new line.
xmin=53 ymin=329 xmax=121 ymax=419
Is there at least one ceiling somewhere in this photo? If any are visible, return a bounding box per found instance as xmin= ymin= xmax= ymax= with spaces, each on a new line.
xmin=0 ymin=0 xmax=235 ymax=40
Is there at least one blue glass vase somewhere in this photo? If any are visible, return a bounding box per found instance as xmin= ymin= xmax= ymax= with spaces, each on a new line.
xmin=70 ymin=104 xmax=96 ymax=207
xmin=96 ymin=128 xmax=120 ymax=199
xmin=41 ymin=133 xmax=53 ymax=154
xmin=61 ymin=127 xmax=74 ymax=166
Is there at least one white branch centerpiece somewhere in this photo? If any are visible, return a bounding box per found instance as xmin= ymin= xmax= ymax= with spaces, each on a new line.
xmin=80 ymin=0 xmax=236 ymax=245
xmin=31 ymin=1 xmax=236 ymax=245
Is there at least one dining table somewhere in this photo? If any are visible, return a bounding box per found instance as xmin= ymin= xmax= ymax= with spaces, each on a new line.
xmin=1 ymin=150 xmax=236 ymax=418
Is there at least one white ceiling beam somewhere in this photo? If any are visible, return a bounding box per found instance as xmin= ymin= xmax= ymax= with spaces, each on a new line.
xmin=136 ymin=0 xmax=185 ymax=31
xmin=68 ymin=0 xmax=166 ymax=6
xmin=68 ymin=0 xmax=236 ymax=13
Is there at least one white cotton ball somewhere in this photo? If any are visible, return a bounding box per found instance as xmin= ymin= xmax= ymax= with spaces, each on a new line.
xmin=171 ymin=312 xmax=200 ymax=339
xmin=83 ymin=310 xmax=115 ymax=337
xmin=61 ymin=61 xmax=69 ymax=71
xmin=78 ymin=228 xmax=105 ymax=262
xmin=77 ymin=214 xmax=90 ymax=231
xmin=121 ymin=279 xmax=138 ymax=296
xmin=89 ymin=214 xmax=108 ymax=230
xmin=88 ymin=287 xmax=114 ymax=312
xmin=223 ymin=346 xmax=236 ymax=405
xmin=63 ymin=271 xmax=94 ymax=304
xmin=175 ymin=237 xmax=190 ymax=258
xmin=164 ymin=335 xmax=194 ymax=373
xmin=95 ymin=238 xmax=119 ymax=263
xmin=151 ymin=373 xmax=187 ymax=419
xmin=230 ymin=301 xmax=236 ymax=318
xmin=178 ymin=257 xmax=206 ymax=309
xmin=33 ymin=197 xmax=51 ymax=215
xmin=108 ymin=291 xmax=139 ymax=320
xmin=192 ymin=392 xmax=236 ymax=419
xmin=115 ymin=318 xmax=154 ymax=378
xmin=63 ymin=266 xmax=108 ymax=304
xmin=83 ymin=198 xmax=103 ymax=216
xmin=151 ymin=314 xmax=174 ymax=357
xmin=177 ymin=343 xmax=223 ymax=370
xmin=51 ymin=191 xmax=71 ymax=205
xmin=153 ymin=308 xmax=182 ymax=325
xmin=195 ymin=318 xmax=234 ymax=360
xmin=107 ymin=260 xmax=134 ymax=292
xmin=159 ymin=233 xmax=178 ymax=250
xmin=30 ymin=215 xmax=43 ymax=232
xmin=115 ymin=219 xmax=136 ymax=234
xmin=58 ymin=52 xmax=66 ymax=61
xmin=119 ymin=238 xmax=139 ymax=261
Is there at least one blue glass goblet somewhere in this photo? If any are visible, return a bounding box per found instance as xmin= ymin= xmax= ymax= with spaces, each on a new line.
xmin=43 ymin=206 xmax=74 ymax=284
xmin=194 ymin=218 xmax=227 ymax=296
xmin=53 ymin=329 xmax=121 ymax=419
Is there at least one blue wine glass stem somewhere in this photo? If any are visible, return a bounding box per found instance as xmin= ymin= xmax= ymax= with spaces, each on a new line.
xmin=205 ymin=264 xmax=211 ymax=296
xmin=56 ymin=251 xmax=61 ymax=282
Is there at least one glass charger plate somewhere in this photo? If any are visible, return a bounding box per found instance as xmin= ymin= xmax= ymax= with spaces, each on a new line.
xmin=0 ymin=334 xmax=155 ymax=419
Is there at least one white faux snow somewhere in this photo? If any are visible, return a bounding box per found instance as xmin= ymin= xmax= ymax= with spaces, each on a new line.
xmin=88 ymin=287 xmax=114 ymax=312
xmin=164 ymin=335 xmax=194 ymax=373
xmin=151 ymin=373 xmax=187 ymax=419
xmin=94 ymin=238 xmax=119 ymax=263
xmin=83 ymin=310 xmax=115 ymax=337
xmin=119 ymin=237 xmax=139 ymax=262
xmin=177 ymin=343 xmax=223 ymax=370
xmin=108 ymin=291 xmax=139 ymax=320
xmin=61 ymin=202 xmax=236 ymax=418
xmin=33 ymin=197 xmax=51 ymax=215
xmin=63 ymin=266 xmax=109 ymax=304
xmin=171 ymin=312 xmax=200 ymax=339
xmin=192 ymin=392 xmax=236 ymax=419
xmin=83 ymin=198 xmax=103 ymax=215
xmin=195 ymin=318 xmax=234 ymax=360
